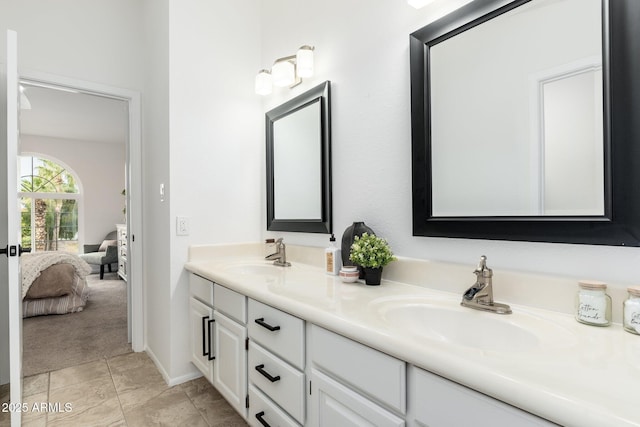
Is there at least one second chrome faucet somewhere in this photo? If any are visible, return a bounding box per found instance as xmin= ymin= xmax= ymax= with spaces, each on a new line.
xmin=265 ymin=238 xmax=291 ymax=267
xmin=461 ymin=255 xmax=511 ymax=314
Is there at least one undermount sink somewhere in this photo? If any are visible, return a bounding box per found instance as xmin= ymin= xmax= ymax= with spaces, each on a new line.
xmin=222 ymin=262 xmax=287 ymax=276
xmin=370 ymin=296 xmax=577 ymax=353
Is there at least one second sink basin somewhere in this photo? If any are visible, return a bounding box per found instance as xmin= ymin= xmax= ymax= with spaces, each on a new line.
xmin=370 ymin=296 xmax=577 ymax=353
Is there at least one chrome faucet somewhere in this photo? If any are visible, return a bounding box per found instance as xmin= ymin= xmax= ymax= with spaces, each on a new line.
xmin=461 ymin=255 xmax=511 ymax=314
xmin=265 ymin=238 xmax=291 ymax=267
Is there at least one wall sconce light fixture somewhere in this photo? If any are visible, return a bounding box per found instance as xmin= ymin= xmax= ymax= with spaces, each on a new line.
xmin=255 ymin=45 xmax=315 ymax=95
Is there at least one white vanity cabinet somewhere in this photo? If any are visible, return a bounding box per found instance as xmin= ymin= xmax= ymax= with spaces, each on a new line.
xmin=212 ymin=284 xmax=248 ymax=419
xmin=408 ymin=366 xmax=557 ymax=427
xmin=247 ymin=299 xmax=306 ymax=427
xmin=189 ymin=274 xmax=215 ymax=383
xmin=308 ymin=325 xmax=406 ymax=427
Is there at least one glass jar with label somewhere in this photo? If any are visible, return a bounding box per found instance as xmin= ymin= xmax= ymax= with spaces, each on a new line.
xmin=623 ymin=286 xmax=640 ymax=335
xmin=575 ymin=280 xmax=611 ymax=326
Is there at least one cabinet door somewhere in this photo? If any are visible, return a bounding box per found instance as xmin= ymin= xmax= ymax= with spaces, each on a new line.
xmin=213 ymin=309 xmax=248 ymax=419
xmin=309 ymin=369 xmax=404 ymax=427
xmin=189 ymin=297 xmax=214 ymax=382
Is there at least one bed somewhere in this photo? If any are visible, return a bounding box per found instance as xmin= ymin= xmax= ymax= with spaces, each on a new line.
xmin=21 ymin=252 xmax=92 ymax=318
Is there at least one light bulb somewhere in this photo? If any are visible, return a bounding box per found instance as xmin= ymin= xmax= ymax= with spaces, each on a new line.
xmin=272 ymin=60 xmax=295 ymax=87
xmin=255 ymin=69 xmax=272 ymax=95
xmin=296 ymin=46 xmax=314 ymax=78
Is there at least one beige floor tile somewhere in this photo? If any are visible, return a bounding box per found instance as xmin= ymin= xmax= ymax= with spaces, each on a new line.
xmin=23 ymin=373 xmax=49 ymax=398
xmin=21 ymin=391 xmax=49 ymax=427
xmin=47 ymin=375 xmax=123 ymax=426
xmin=115 ymin=378 xmax=171 ymax=413
xmin=21 ymin=414 xmax=47 ymax=427
xmin=110 ymin=358 xmax=165 ymax=396
xmin=2 ymin=351 xmax=245 ymax=426
xmin=47 ymin=396 xmax=125 ymax=427
xmin=123 ymin=386 xmax=208 ymax=427
xmin=107 ymin=351 xmax=156 ymax=376
xmin=180 ymin=377 xmax=247 ymax=426
xmin=49 ymin=359 xmax=110 ymax=390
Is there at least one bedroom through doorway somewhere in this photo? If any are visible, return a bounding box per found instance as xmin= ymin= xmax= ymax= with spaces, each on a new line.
xmin=18 ymin=80 xmax=134 ymax=376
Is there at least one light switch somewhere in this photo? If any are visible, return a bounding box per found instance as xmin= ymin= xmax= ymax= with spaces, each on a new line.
xmin=176 ymin=216 xmax=189 ymax=236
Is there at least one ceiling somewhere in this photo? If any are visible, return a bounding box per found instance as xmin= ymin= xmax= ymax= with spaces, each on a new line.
xmin=19 ymin=83 xmax=128 ymax=145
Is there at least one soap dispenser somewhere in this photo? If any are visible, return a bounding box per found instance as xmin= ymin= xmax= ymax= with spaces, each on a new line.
xmin=325 ymin=234 xmax=341 ymax=275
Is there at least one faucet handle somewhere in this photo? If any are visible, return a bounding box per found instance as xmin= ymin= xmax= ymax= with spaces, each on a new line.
xmin=474 ymin=255 xmax=492 ymax=277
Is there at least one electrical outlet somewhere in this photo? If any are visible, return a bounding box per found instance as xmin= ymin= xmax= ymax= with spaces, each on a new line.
xmin=176 ymin=216 xmax=189 ymax=236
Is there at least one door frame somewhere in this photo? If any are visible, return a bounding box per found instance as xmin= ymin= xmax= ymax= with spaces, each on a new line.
xmin=19 ymin=69 xmax=144 ymax=351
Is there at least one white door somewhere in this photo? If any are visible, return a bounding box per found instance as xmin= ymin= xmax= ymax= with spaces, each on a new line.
xmin=1 ymin=29 xmax=23 ymax=427
xmin=213 ymin=309 xmax=247 ymax=419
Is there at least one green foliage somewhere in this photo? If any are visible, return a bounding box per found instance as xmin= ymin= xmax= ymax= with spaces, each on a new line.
xmin=349 ymin=232 xmax=397 ymax=268
xmin=19 ymin=157 xmax=79 ymax=251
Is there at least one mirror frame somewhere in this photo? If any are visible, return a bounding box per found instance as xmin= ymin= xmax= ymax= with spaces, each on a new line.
xmin=266 ymin=81 xmax=332 ymax=233
xmin=410 ymin=0 xmax=640 ymax=246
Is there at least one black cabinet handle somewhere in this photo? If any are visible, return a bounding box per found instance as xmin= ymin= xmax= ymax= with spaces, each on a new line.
xmin=255 ymin=364 xmax=280 ymax=382
xmin=255 ymin=318 xmax=280 ymax=332
xmin=201 ymin=316 xmax=210 ymax=357
xmin=255 ymin=411 xmax=271 ymax=427
xmin=207 ymin=318 xmax=215 ymax=361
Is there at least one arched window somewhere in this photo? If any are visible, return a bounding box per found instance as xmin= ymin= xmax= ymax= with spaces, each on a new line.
xmin=19 ymin=156 xmax=81 ymax=253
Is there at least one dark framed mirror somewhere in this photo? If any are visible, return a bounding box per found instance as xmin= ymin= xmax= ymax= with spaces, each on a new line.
xmin=266 ymin=81 xmax=332 ymax=233
xmin=410 ymin=0 xmax=640 ymax=246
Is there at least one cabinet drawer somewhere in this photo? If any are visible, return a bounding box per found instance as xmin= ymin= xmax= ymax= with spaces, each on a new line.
xmin=248 ymin=299 xmax=304 ymax=369
xmin=248 ymin=341 xmax=305 ymax=424
xmin=214 ymin=283 xmax=247 ymax=324
xmin=249 ymin=384 xmax=301 ymax=427
xmin=190 ymin=274 xmax=213 ymax=306
xmin=409 ymin=366 xmax=557 ymax=427
xmin=310 ymin=325 xmax=406 ymax=415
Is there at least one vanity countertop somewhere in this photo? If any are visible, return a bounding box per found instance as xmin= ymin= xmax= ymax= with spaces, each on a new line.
xmin=185 ymin=246 xmax=640 ymax=427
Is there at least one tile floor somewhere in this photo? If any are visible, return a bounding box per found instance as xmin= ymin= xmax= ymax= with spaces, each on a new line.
xmin=0 ymin=352 xmax=247 ymax=427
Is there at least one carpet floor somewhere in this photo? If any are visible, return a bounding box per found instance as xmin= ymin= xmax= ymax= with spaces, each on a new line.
xmin=22 ymin=272 xmax=132 ymax=377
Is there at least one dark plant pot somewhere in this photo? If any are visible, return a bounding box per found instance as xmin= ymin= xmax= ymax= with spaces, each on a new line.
xmin=341 ymin=221 xmax=375 ymax=278
xmin=363 ymin=267 xmax=383 ymax=286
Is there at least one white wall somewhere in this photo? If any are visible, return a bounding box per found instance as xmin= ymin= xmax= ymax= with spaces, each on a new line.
xmin=21 ymin=135 xmax=126 ymax=245
xmin=0 ymin=0 xmax=144 ymax=90
xmin=259 ymin=0 xmax=640 ymax=288
xmin=165 ymin=0 xmax=263 ymax=382
xmin=141 ymin=0 xmax=172 ymax=379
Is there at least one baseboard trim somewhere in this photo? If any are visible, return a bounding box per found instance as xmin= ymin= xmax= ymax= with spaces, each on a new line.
xmin=143 ymin=346 xmax=203 ymax=387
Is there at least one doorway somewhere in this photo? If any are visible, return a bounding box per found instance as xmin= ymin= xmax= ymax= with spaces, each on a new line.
xmin=17 ymin=73 xmax=143 ymax=361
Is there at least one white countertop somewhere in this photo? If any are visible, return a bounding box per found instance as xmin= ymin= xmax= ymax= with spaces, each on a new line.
xmin=185 ymin=246 xmax=640 ymax=427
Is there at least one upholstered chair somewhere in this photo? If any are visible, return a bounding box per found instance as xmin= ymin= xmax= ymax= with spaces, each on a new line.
xmin=79 ymin=231 xmax=118 ymax=279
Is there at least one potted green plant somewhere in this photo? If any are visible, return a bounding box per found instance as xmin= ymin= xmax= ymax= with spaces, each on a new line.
xmin=349 ymin=232 xmax=396 ymax=285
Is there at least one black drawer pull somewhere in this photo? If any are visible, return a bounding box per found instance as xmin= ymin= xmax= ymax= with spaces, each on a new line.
xmin=255 ymin=411 xmax=271 ymax=427
xmin=255 ymin=364 xmax=280 ymax=382
xmin=201 ymin=316 xmax=210 ymax=357
xmin=255 ymin=318 xmax=280 ymax=331
xmin=207 ymin=318 xmax=215 ymax=361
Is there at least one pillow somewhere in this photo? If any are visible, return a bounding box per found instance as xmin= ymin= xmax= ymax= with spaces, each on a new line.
xmin=26 ymin=263 xmax=76 ymax=299
xmin=98 ymin=239 xmax=117 ymax=252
